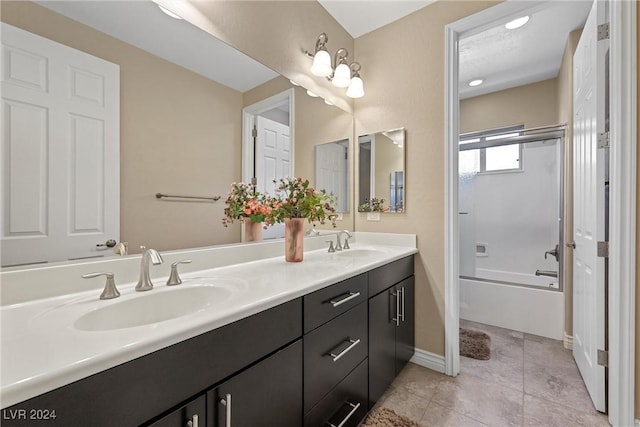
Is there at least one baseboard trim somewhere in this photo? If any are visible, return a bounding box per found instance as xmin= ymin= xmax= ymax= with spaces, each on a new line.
xmin=563 ymin=333 xmax=573 ymax=350
xmin=410 ymin=348 xmax=446 ymax=374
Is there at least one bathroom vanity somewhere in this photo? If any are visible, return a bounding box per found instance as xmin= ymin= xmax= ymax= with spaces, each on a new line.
xmin=0 ymin=234 xmax=416 ymax=427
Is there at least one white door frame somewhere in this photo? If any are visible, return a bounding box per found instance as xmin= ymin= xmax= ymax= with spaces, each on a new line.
xmin=242 ymin=88 xmax=295 ymax=185
xmin=443 ymin=1 xmax=636 ymax=425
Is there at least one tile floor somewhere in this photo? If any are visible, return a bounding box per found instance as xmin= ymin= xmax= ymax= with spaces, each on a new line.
xmin=372 ymin=320 xmax=610 ymax=426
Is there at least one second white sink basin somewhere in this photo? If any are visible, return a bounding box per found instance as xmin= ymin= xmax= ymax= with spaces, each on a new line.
xmin=74 ymin=285 xmax=232 ymax=331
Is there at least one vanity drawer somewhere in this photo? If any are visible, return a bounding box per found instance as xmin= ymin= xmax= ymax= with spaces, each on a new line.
xmin=304 ymin=273 xmax=367 ymax=333
xmin=303 ymin=301 xmax=367 ymax=413
xmin=369 ymin=255 xmax=414 ymax=296
xmin=304 ymin=358 xmax=368 ymax=427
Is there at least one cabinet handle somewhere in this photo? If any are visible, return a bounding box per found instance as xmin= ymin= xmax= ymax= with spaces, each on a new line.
xmin=186 ymin=414 xmax=199 ymax=427
xmin=400 ymin=287 xmax=406 ymax=322
xmin=326 ymin=401 xmax=361 ymax=427
xmin=327 ymin=338 xmax=361 ymax=362
xmin=391 ymin=290 xmax=400 ymax=326
xmin=219 ymin=393 xmax=232 ymax=427
xmin=328 ymin=291 xmax=360 ymax=307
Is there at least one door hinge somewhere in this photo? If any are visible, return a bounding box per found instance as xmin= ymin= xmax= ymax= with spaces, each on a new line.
xmin=252 ymin=126 xmax=257 ymax=138
xmin=598 ymin=23 xmax=610 ymax=40
xmin=597 ymin=132 xmax=609 ymax=149
xmin=597 ymin=349 xmax=608 ymax=367
xmin=597 ymin=241 xmax=609 ymax=258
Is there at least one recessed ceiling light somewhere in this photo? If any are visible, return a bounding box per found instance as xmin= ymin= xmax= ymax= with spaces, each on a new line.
xmin=306 ymin=90 xmax=319 ymax=97
xmin=324 ymin=99 xmax=333 ymax=106
xmin=157 ymin=4 xmax=182 ymax=19
xmin=289 ymin=80 xmax=300 ymax=86
xmin=468 ymin=79 xmax=484 ymax=87
xmin=505 ymin=16 xmax=529 ymax=30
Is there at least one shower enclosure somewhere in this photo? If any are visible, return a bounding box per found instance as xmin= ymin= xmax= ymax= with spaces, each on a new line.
xmin=458 ymin=126 xmax=565 ymax=339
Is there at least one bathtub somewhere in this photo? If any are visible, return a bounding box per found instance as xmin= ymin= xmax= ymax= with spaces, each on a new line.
xmin=460 ymin=269 xmax=564 ymax=340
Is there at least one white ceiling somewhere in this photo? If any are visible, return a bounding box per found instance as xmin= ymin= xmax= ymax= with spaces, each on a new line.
xmin=318 ymin=0 xmax=435 ymax=38
xmin=36 ymin=1 xmax=278 ymax=93
xmin=459 ymin=1 xmax=592 ymax=99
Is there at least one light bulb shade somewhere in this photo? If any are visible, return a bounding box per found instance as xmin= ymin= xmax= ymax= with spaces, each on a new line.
xmin=346 ymin=76 xmax=364 ymax=98
xmin=332 ymin=63 xmax=351 ymax=87
xmin=311 ymin=50 xmax=332 ymax=77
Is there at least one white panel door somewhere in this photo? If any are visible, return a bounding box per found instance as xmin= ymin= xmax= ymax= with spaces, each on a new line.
xmin=572 ymin=0 xmax=606 ymax=412
xmin=255 ymin=116 xmax=290 ymax=239
xmin=315 ymin=143 xmax=347 ymax=212
xmin=1 ymin=23 xmax=119 ymax=267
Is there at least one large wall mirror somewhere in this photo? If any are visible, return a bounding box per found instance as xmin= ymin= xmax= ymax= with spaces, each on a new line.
xmin=1 ymin=1 xmax=353 ymax=268
xmin=358 ymin=128 xmax=405 ymax=213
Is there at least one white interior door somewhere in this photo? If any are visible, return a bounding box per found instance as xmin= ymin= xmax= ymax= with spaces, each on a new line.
xmin=315 ymin=142 xmax=347 ymax=212
xmin=255 ymin=115 xmax=290 ymax=239
xmin=572 ymin=0 xmax=607 ymax=412
xmin=1 ymin=23 xmax=119 ymax=267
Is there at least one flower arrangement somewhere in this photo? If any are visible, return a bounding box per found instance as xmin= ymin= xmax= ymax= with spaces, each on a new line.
xmin=267 ymin=177 xmax=337 ymax=227
xmin=222 ymin=182 xmax=273 ymax=227
xmin=358 ymin=197 xmax=387 ymax=213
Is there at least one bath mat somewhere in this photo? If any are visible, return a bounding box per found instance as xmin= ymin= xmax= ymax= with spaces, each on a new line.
xmin=459 ymin=328 xmax=491 ymax=360
xmin=360 ymin=407 xmax=420 ymax=427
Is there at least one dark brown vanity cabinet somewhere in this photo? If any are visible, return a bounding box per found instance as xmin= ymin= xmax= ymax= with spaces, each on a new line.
xmin=303 ymin=274 xmax=369 ymax=427
xmin=207 ymin=340 xmax=303 ymax=427
xmin=368 ymin=257 xmax=415 ymax=406
xmin=2 ymin=255 xmax=415 ymax=427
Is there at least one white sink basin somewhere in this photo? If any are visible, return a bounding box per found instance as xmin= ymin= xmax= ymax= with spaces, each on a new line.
xmin=74 ymin=285 xmax=232 ymax=331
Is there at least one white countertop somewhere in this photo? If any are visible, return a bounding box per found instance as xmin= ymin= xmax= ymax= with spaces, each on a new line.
xmin=1 ymin=234 xmax=416 ymax=408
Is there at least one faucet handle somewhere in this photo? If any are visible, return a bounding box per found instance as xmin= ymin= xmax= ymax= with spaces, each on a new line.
xmin=82 ymin=272 xmax=120 ymax=300
xmin=167 ymin=260 xmax=192 ymax=286
xmin=343 ymin=236 xmax=350 ymax=250
xmin=325 ymin=240 xmax=336 ymax=253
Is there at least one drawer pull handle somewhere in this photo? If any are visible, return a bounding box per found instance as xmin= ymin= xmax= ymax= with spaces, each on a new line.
xmin=328 ymin=338 xmax=361 ymax=362
xmin=219 ymin=393 xmax=232 ymax=427
xmin=400 ymin=287 xmax=406 ymax=322
xmin=328 ymin=291 xmax=361 ymax=307
xmin=186 ymin=414 xmax=199 ymax=427
xmin=327 ymin=401 xmax=361 ymax=427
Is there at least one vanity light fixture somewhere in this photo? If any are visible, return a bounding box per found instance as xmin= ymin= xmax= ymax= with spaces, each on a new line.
xmin=468 ymin=79 xmax=484 ymax=87
xmin=156 ymin=4 xmax=183 ymax=19
xmin=505 ymin=16 xmax=529 ymax=30
xmin=306 ymin=33 xmax=365 ymax=98
xmin=306 ymin=90 xmax=319 ymax=98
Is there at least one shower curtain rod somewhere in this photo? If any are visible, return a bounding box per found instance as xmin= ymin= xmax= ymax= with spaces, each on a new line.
xmin=458 ymin=129 xmax=565 ymax=152
xmin=459 ymin=122 xmax=567 ymax=138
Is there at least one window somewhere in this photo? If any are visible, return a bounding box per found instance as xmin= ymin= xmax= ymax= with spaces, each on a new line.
xmin=459 ymin=126 xmax=524 ymax=174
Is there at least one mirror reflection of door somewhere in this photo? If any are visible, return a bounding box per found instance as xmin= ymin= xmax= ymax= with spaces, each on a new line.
xmin=315 ymin=139 xmax=348 ymax=213
xmin=390 ymin=171 xmax=404 ymax=212
xmin=255 ymin=112 xmax=290 ymax=239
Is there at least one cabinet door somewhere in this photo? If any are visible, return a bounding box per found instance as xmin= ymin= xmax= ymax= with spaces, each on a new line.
xmin=395 ymin=277 xmax=415 ymax=374
xmin=208 ymin=340 xmax=302 ymax=427
xmin=148 ymin=396 xmax=205 ymax=427
xmin=368 ymin=289 xmax=397 ymax=407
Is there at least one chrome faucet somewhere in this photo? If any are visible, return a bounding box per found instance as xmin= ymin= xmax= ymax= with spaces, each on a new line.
xmin=336 ymin=230 xmax=352 ymax=251
xmin=135 ymin=246 xmax=163 ymax=291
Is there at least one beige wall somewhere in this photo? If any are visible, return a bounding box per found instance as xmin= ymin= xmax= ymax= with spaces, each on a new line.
xmin=2 ymin=1 xmax=242 ymax=253
xmin=169 ymin=0 xmax=354 ymax=112
xmin=460 ymin=78 xmax=559 ymax=133
xmin=354 ymin=1 xmax=498 ymax=355
xmin=557 ymin=29 xmax=582 ymax=340
xmin=244 ymin=77 xmax=355 ymax=231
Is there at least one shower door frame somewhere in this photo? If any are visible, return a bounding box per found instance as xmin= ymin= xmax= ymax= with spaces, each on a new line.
xmin=443 ymin=1 xmax=636 ymax=425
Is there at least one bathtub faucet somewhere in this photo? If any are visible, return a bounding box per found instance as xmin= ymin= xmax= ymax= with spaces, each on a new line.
xmin=544 ymin=244 xmax=559 ymax=262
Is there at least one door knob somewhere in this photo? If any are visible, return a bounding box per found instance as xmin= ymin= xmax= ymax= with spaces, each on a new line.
xmin=96 ymin=239 xmax=117 ymax=248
